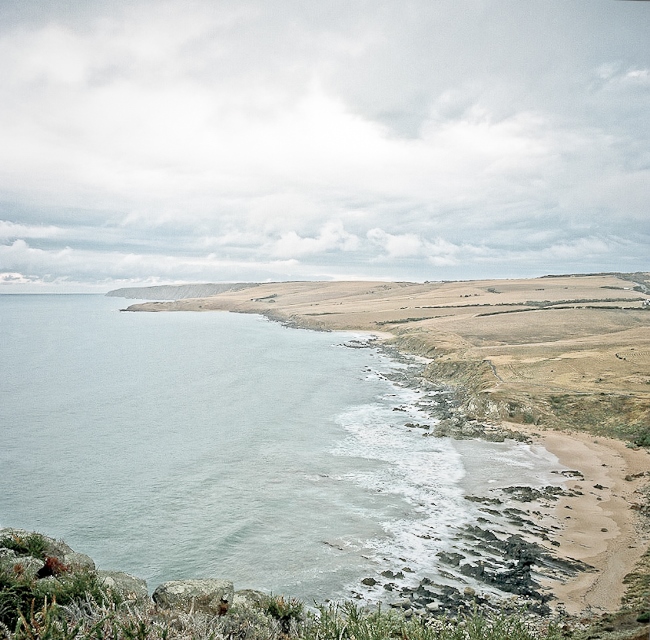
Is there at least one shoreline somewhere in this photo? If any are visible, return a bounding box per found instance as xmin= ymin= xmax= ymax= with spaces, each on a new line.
xmin=373 ymin=335 xmax=650 ymax=616
xmin=266 ymin=324 xmax=650 ymax=617
xmin=512 ymin=424 xmax=650 ymax=615
xmin=334 ymin=336 xmax=644 ymax=618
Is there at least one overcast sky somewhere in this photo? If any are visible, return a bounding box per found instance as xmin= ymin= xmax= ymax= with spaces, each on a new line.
xmin=0 ymin=0 xmax=648 ymax=291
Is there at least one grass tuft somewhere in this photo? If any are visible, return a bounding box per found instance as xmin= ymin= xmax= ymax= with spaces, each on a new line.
xmin=0 ymin=564 xmax=115 ymax=632
xmin=0 ymin=536 xmax=48 ymax=562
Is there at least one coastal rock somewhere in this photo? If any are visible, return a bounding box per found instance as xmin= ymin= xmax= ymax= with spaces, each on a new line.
xmin=0 ymin=529 xmax=89 ymax=581
xmin=464 ymin=495 xmax=502 ymax=505
xmin=232 ymin=589 xmax=268 ymax=609
xmin=392 ymin=598 xmax=411 ymax=609
xmin=97 ymin=571 xmax=149 ymax=604
xmin=502 ymin=485 xmax=568 ymax=502
xmin=430 ymin=418 xmax=527 ymax=443
xmin=559 ymin=469 xmax=584 ymax=478
xmin=381 ymin=570 xmax=404 ymax=579
xmin=436 ymin=551 xmax=464 ymax=567
xmin=64 ymin=552 xmax=96 ymax=571
xmin=152 ymin=579 xmax=234 ymax=615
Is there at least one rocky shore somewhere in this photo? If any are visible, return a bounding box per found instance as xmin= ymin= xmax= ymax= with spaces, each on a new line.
xmin=335 ymin=339 xmax=603 ymax=619
xmin=2 ymin=331 xmax=649 ymax=634
xmin=0 ymin=341 xmax=622 ymax=627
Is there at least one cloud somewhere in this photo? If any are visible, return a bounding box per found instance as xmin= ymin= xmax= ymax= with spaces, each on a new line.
xmin=596 ymin=64 xmax=650 ymax=89
xmin=0 ymin=238 xmax=304 ymax=285
xmin=271 ymin=222 xmax=359 ymax=258
xmin=367 ymin=230 xmax=491 ymax=267
xmin=0 ymin=220 xmax=62 ymax=239
xmin=367 ymin=229 xmax=424 ymax=259
xmin=544 ymin=237 xmax=613 ymax=261
xmin=0 ymin=0 xmax=648 ymax=289
xmin=0 ymin=271 xmax=37 ymax=285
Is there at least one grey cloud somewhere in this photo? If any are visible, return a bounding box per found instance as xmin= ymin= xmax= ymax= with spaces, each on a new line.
xmin=0 ymin=0 xmax=648 ymax=290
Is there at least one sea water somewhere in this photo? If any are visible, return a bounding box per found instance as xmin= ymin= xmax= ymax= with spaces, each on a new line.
xmin=0 ymin=294 xmax=561 ymax=601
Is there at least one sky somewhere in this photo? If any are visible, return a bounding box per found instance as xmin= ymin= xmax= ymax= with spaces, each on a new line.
xmin=0 ymin=0 xmax=648 ymax=292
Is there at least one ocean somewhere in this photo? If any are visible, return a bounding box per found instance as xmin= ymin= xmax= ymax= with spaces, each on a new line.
xmin=0 ymin=294 xmax=562 ymax=602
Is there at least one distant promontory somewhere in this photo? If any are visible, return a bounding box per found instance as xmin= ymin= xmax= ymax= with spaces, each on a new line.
xmin=106 ymin=282 xmax=258 ymax=300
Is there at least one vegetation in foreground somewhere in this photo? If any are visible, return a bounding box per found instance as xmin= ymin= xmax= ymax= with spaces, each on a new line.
xmin=3 ymin=527 xmax=649 ymax=640
xmin=0 ymin=593 xmax=566 ymax=640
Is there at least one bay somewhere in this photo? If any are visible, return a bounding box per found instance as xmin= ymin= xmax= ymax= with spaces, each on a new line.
xmin=0 ymin=294 xmax=560 ymax=602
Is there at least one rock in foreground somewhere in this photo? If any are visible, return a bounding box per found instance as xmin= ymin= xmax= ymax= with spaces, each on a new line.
xmin=152 ymin=579 xmax=234 ymax=615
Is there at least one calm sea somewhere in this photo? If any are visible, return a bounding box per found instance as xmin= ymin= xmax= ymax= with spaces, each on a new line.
xmin=0 ymin=295 xmax=560 ymax=601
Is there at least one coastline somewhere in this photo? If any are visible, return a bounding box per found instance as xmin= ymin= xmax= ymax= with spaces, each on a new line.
xmin=115 ymin=274 xmax=650 ymax=617
xmin=358 ymin=334 xmax=650 ymax=616
xmin=370 ymin=338 xmax=650 ymax=617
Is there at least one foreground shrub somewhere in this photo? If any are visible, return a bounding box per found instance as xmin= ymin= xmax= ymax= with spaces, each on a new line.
xmin=302 ymin=603 xmax=562 ymax=640
xmin=0 ymin=594 xmax=565 ymax=640
xmin=0 ymin=565 xmax=113 ymax=632
xmin=265 ymin=595 xmax=304 ymax=634
xmin=0 ymin=535 xmax=48 ymax=562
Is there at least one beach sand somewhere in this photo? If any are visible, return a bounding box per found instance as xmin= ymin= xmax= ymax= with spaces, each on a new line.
xmin=509 ymin=424 xmax=650 ymax=614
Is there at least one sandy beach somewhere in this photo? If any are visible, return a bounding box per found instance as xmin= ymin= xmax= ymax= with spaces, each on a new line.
xmin=511 ymin=425 xmax=650 ymax=614
xmin=117 ymin=273 xmax=650 ymax=615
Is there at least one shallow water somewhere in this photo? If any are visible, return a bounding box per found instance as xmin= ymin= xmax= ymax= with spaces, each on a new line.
xmin=0 ymin=294 xmax=563 ymax=601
